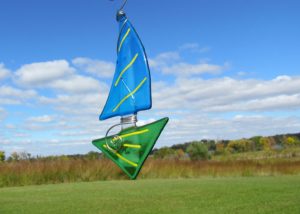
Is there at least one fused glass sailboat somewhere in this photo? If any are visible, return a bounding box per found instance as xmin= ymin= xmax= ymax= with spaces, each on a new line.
xmin=92 ymin=7 xmax=168 ymax=180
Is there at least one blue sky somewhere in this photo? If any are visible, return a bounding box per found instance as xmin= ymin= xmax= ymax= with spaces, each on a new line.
xmin=1 ymin=0 xmax=300 ymax=156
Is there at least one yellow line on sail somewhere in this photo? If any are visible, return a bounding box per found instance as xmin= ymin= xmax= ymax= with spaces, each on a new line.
xmin=114 ymin=53 xmax=138 ymax=87
xmin=120 ymin=129 xmax=149 ymax=139
xmin=123 ymin=144 xmax=141 ymax=149
xmin=103 ymin=145 xmax=138 ymax=167
xmin=116 ymin=153 xmax=138 ymax=167
xmin=113 ymin=77 xmax=147 ymax=112
xmin=118 ymin=28 xmax=131 ymax=52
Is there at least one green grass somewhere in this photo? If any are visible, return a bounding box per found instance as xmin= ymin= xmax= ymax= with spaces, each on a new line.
xmin=1 ymin=176 xmax=300 ymax=214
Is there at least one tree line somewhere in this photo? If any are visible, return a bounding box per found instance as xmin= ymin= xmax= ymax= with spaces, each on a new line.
xmin=151 ymin=133 xmax=300 ymax=160
xmin=1 ymin=133 xmax=299 ymax=163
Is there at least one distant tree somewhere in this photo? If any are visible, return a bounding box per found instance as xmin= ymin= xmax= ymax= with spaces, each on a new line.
xmin=283 ymin=136 xmax=300 ymax=148
xmin=0 ymin=151 xmax=5 ymax=162
xmin=187 ymin=142 xmax=209 ymax=160
xmin=226 ymin=139 xmax=255 ymax=153
xmin=174 ymin=149 xmax=185 ymax=160
xmin=19 ymin=151 xmax=31 ymax=160
xmin=250 ymin=136 xmax=262 ymax=150
xmin=259 ymin=137 xmax=272 ymax=151
xmin=86 ymin=151 xmax=100 ymax=160
xmin=59 ymin=155 xmax=69 ymax=161
xmin=226 ymin=140 xmax=238 ymax=153
xmin=10 ymin=152 xmax=20 ymax=162
xmin=202 ymin=140 xmax=216 ymax=151
xmin=170 ymin=142 xmax=191 ymax=153
xmin=153 ymin=147 xmax=175 ymax=159
xmin=215 ymin=143 xmax=225 ymax=155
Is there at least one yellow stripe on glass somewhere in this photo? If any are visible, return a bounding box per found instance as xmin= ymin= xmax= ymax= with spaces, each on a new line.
xmin=103 ymin=145 xmax=138 ymax=167
xmin=115 ymin=153 xmax=138 ymax=167
xmin=120 ymin=129 xmax=149 ymax=139
xmin=123 ymin=144 xmax=141 ymax=149
xmin=114 ymin=53 xmax=138 ymax=87
xmin=118 ymin=28 xmax=131 ymax=52
xmin=113 ymin=77 xmax=147 ymax=112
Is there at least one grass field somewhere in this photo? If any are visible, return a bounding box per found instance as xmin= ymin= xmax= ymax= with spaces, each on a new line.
xmin=0 ymin=176 xmax=299 ymax=214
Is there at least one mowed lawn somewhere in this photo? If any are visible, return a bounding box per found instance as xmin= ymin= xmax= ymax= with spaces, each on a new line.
xmin=0 ymin=176 xmax=299 ymax=214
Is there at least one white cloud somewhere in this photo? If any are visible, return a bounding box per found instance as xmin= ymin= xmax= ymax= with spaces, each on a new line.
xmin=38 ymin=91 xmax=107 ymax=117
xmin=149 ymin=51 xmax=181 ymax=68
xmin=15 ymin=60 xmax=74 ymax=86
xmin=49 ymin=75 xmax=105 ymax=94
xmin=72 ymin=57 xmax=114 ymax=78
xmin=0 ymin=85 xmax=36 ymax=98
xmin=161 ymin=62 xmax=226 ymax=76
xmin=39 ymin=93 xmax=104 ymax=108
xmin=152 ymin=76 xmax=300 ymax=112
xmin=0 ymin=85 xmax=37 ymax=105
xmin=5 ymin=124 xmax=16 ymax=129
xmin=237 ymin=71 xmax=247 ymax=76
xmin=0 ymin=98 xmax=21 ymax=105
xmin=0 ymin=108 xmax=6 ymax=121
xmin=0 ymin=139 xmax=11 ymax=145
xmin=0 ymin=63 xmax=11 ymax=80
xmin=149 ymin=50 xmax=227 ymax=77
xmin=14 ymin=59 xmax=106 ymax=94
xmin=179 ymin=43 xmax=211 ymax=53
xmin=27 ymin=115 xmax=54 ymax=123
xmin=207 ymin=94 xmax=300 ymax=112
xmin=160 ymin=113 xmax=300 ymax=144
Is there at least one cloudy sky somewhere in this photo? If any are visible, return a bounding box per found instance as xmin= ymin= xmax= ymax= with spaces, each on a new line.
xmin=1 ymin=0 xmax=300 ymax=156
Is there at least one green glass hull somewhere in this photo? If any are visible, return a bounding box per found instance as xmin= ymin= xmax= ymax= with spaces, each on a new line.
xmin=92 ymin=117 xmax=169 ymax=179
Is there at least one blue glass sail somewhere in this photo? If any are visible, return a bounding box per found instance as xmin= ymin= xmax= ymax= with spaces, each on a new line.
xmin=100 ymin=13 xmax=152 ymax=120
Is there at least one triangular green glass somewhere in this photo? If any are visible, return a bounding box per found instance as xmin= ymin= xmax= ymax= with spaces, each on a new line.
xmin=92 ymin=117 xmax=169 ymax=179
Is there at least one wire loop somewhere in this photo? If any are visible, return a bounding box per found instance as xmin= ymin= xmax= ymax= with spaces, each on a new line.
xmin=110 ymin=0 xmax=128 ymax=11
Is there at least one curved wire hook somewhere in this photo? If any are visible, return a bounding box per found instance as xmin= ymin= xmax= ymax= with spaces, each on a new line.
xmin=110 ymin=0 xmax=128 ymax=11
xmin=104 ymin=118 xmax=135 ymax=152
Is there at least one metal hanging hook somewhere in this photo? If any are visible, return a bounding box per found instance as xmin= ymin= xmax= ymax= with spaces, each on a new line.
xmin=110 ymin=0 xmax=128 ymax=11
